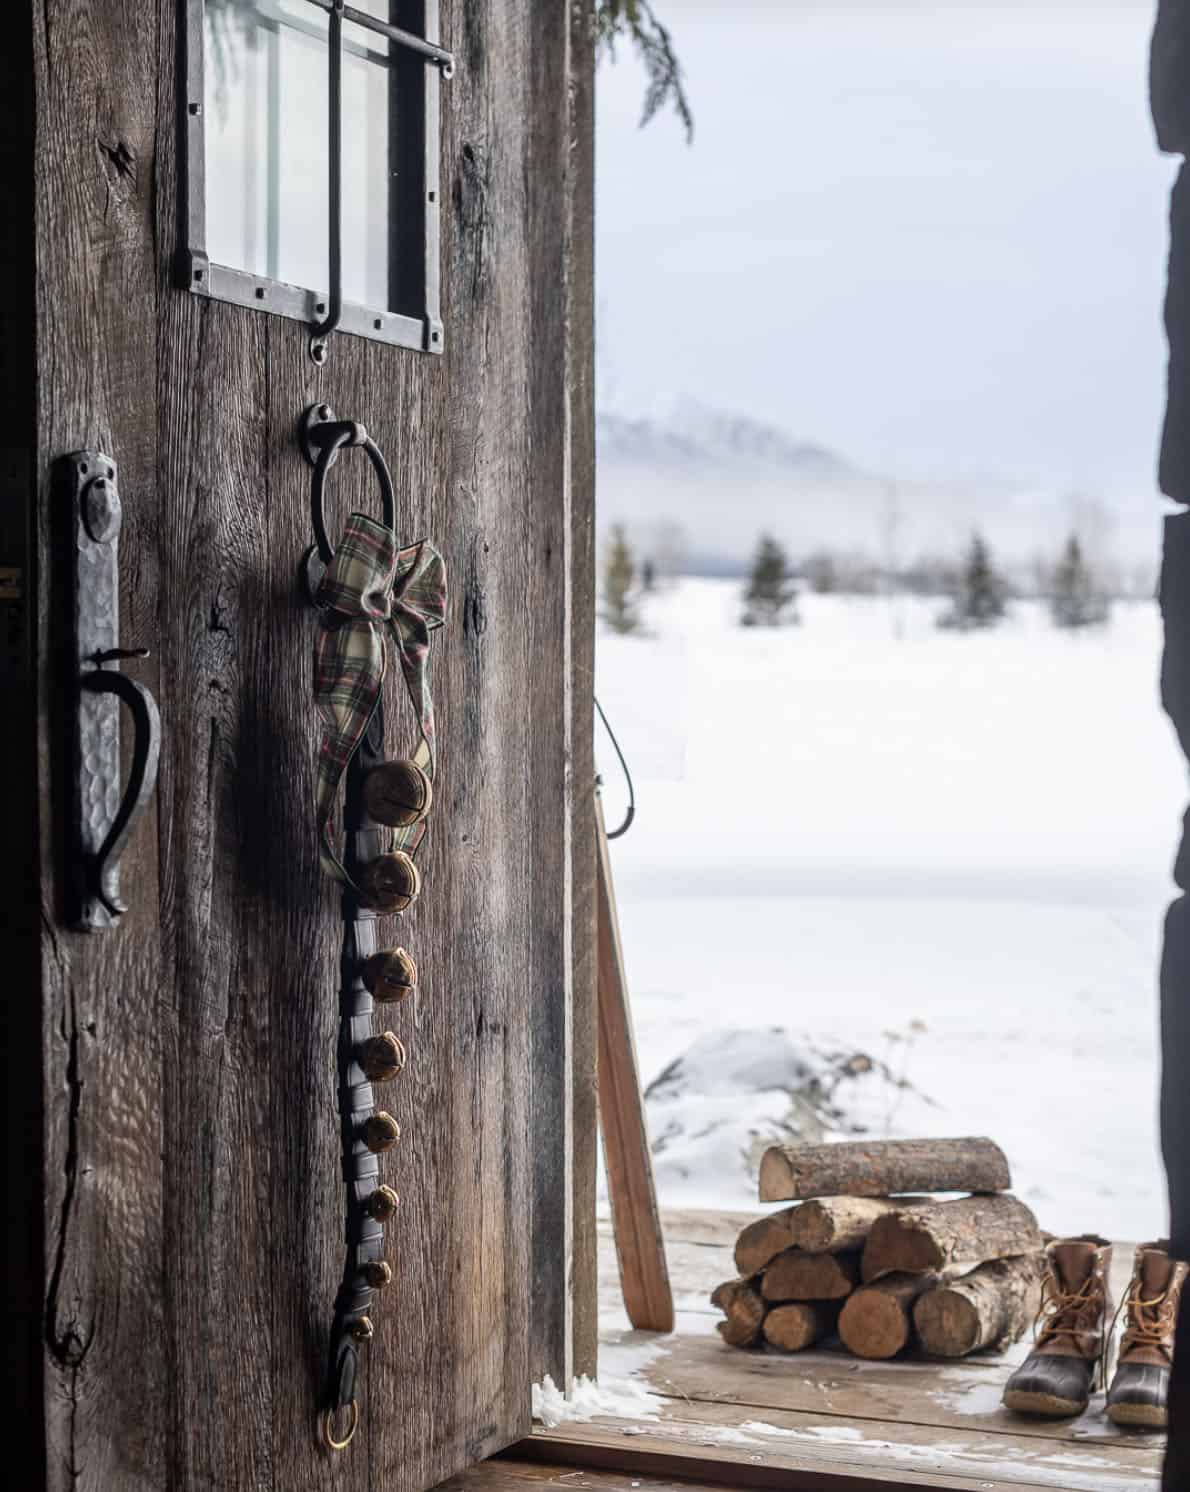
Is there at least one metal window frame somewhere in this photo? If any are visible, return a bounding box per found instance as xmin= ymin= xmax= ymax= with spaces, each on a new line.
xmin=179 ymin=0 xmax=446 ymax=355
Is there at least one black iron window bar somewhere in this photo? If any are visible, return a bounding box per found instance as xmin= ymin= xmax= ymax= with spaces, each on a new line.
xmin=306 ymin=1 xmax=453 ymax=364
xmin=181 ymin=1 xmax=453 ymax=357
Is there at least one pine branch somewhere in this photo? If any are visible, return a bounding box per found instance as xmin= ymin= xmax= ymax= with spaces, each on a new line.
xmin=597 ymin=0 xmax=694 ymax=143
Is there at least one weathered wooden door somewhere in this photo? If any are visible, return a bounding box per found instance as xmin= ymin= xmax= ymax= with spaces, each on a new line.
xmin=4 ymin=3 xmax=596 ymax=1489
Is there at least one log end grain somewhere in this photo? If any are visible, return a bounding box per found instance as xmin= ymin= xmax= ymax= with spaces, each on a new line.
xmin=762 ymin=1301 xmax=838 ymax=1353
xmin=838 ymin=1274 xmax=934 ymax=1360
xmin=711 ymin=1278 xmax=766 ymax=1348
xmin=734 ymin=1209 xmax=797 ymax=1276
xmin=912 ymin=1285 xmax=983 ymax=1357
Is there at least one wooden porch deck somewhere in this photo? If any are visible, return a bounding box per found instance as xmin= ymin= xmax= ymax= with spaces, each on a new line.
xmin=524 ymin=1209 xmax=1166 ymax=1491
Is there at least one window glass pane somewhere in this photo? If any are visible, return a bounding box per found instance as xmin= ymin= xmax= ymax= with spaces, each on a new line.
xmin=203 ymin=0 xmax=401 ymax=311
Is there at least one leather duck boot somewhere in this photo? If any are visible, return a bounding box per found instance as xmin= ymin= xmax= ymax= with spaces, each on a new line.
xmin=1105 ymin=1241 xmax=1187 ymax=1429
xmin=1002 ymin=1236 xmax=1111 ymax=1417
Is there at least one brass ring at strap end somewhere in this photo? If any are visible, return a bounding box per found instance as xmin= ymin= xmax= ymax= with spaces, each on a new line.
xmin=320 ymin=1399 xmax=359 ymax=1452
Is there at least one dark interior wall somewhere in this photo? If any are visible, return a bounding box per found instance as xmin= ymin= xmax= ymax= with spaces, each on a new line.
xmin=0 ymin=5 xmax=43 ymax=1489
xmin=13 ymin=3 xmax=596 ymax=1490
xmin=1153 ymin=6 xmax=1190 ymax=1488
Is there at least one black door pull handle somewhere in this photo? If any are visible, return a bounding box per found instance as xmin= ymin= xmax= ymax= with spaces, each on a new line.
xmin=80 ymin=667 xmax=161 ymax=921
xmin=60 ymin=450 xmax=161 ymax=931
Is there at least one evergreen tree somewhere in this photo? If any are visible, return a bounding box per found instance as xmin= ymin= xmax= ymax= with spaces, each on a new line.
xmin=1050 ymin=533 xmax=1110 ymax=628
xmin=741 ymin=534 xmax=799 ymax=627
xmin=601 ymin=524 xmax=642 ymax=635
xmin=596 ymin=2 xmax=693 ymax=142
xmin=640 ymin=557 xmax=657 ymax=593
xmin=937 ymin=532 xmax=1008 ymax=631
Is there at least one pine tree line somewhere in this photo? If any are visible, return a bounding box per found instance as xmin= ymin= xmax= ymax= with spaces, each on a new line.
xmin=601 ymin=526 xmax=1116 ymax=636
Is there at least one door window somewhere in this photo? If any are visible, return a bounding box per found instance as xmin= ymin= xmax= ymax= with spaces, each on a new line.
xmin=183 ymin=1 xmax=447 ymax=353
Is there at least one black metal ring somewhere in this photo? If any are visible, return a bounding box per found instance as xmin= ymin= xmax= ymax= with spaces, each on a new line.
xmin=311 ymin=429 xmax=397 ymax=564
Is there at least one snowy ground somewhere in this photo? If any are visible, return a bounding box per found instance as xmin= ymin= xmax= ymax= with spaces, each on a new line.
xmin=595 ymin=580 xmax=1186 ymax=1242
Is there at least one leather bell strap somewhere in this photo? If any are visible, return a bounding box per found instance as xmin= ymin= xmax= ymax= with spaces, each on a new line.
xmin=313 ymin=513 xmax=446 ymax=888
xmin=323 ymin=920 xmax=389 ymax=1422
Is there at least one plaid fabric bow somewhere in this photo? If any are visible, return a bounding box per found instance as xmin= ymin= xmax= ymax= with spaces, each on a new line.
xmin=314 ymin=512 xmax=447 ymax=886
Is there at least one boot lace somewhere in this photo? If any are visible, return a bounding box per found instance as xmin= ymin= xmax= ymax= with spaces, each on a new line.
xmin=1033 ymin=1270 xmax=1103 ymax=1380
xmin=1102 ymin=1278 xmax=1177 ymax=1382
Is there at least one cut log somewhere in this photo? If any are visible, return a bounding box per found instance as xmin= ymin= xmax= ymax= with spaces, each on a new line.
xmin=861 ymin=1194 xmax=1041 ymax=1283
xmin=711 ymin=1278 xmax=766 ymax=1348
xmin=762 ymin=1248 xmax=859 ymax=1302
xmin=785 ymin=1195 xmax=927 ymax=1253
xmin=838 ymin=1273 xmax=940 ymax=1359
xmin=758 ymin=1137 xmax=1010 ymax=1203
xmin=762 ymin=1301 xmax=840 ymax=1353
xmin=912 ymin=1255 xmax=1043 ymax=1358
xmin=734 ymin=1208 xmax=799 ymax=1275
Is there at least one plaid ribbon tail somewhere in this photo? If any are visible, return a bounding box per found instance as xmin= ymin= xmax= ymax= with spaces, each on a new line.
xmin=313 ymin=515 xmax=446 ymax=886
xmin=386 ymin=540 xmax=447 ymax=854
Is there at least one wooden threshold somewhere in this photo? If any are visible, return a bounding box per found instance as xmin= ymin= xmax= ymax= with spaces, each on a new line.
xmin=507 ymin=1430 xmax=1054 ymax=1491
xmin=439 ymin=1452 xmax=875 ymax=1491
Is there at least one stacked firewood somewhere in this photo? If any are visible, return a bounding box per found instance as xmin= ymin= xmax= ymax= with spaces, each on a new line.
xmin=712 ymin=1137 xmax=1045 ymax=1361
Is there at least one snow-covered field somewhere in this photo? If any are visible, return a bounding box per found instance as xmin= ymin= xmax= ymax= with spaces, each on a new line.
xmin=596 ymin=580 xmax=1185 ymax=1242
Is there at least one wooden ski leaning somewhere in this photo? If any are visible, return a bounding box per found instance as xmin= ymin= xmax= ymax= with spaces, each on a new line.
xmin=596 ymin=791 xmax=674 ymax=1333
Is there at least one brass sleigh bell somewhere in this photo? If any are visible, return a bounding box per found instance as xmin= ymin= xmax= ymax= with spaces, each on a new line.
xmin=361 ymin=1111 xmax=401 ymax=1152
xmin=358 ymin=850 xmax=421 ymax=913
xmin=362 ymin=759 xmax=433 ymax=828
xmin=364 ymin=1184 xmax=400 ymax=1222
xmin=360 ymin=946 xmax=417 ymax=1003
xmin=357 ymin=1031 xmax=407 ymax=1083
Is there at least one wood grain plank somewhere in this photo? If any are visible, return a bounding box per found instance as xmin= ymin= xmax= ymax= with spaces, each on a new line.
xmin=152 ymin=2 xmax=281 ymax=1481
xmin=566 ymin=0 xmax=600 ymax=1385
xmin=34 ymin=2 xmax=167 ymax=1489
xmin=597 ymin=797 xmax=674 ymax=1332
xmin=389 ymin=1 xmax=532 ymax=1483
xmin=526 ymin=0 xmax=577 ymax=1391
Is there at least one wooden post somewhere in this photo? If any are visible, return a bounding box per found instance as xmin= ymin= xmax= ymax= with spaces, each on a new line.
xmin=596 ymin=792 xmax=674 ymax=1332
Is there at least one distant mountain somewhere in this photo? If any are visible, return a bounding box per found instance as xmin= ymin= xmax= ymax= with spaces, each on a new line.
xmin=594 ymin=401 xmax=1160 ymax=582
xmin=598 ymin=402 xmax=856 ymax=482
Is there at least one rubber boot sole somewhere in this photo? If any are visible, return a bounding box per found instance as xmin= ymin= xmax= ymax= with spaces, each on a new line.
xmin=1002 ymin=1388 xmax=1086 ymax=1418
xmin=1105 ymin=1400 xmax=1167 ymax=1430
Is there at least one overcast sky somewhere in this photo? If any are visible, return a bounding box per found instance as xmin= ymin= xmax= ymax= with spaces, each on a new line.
xmin=596 ymin=1 xmax=1179 ymax=503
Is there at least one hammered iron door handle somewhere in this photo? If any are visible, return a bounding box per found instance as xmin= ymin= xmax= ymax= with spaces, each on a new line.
xmin=80 ymin=669 xmax=161 ymax=921
xmin=61 ymin=449 xmax=161 ymax=931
